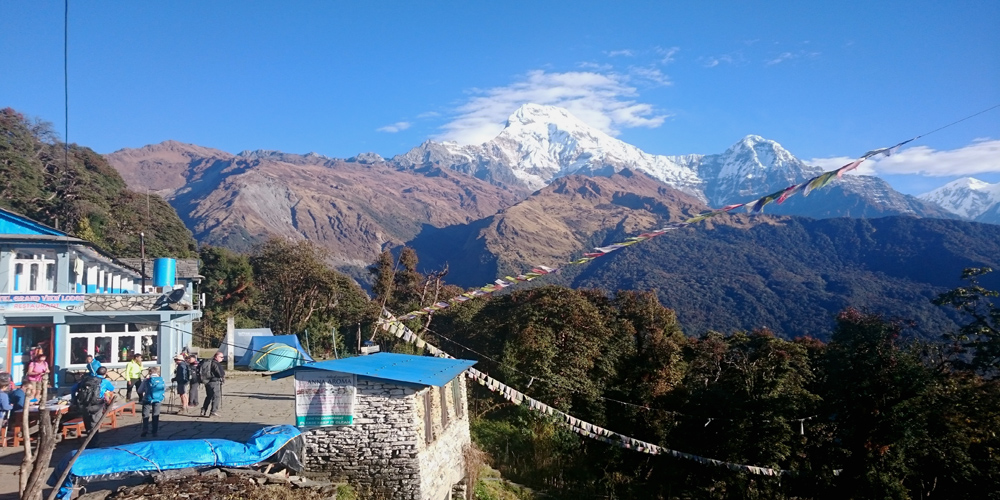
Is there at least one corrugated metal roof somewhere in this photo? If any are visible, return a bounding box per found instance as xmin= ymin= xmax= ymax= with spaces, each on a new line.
xmin=271 ymin=352 xmax=476 ymax=387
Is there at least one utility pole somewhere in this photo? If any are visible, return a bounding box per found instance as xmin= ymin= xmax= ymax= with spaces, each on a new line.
xmin=331 ymin=327 xmax=338 ymax=359
xmin=139 ymin=232 xmax=146 ymax=293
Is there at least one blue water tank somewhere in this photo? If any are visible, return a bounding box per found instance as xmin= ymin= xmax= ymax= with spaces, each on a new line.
xmin=152 ymin=258 xmax=176 ymax=288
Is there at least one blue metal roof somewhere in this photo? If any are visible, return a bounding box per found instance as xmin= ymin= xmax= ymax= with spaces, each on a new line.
xmin=270 ymin=352 xmax=477 ymax=387
xmin=0 ymin=207 xmax=68 ymax=237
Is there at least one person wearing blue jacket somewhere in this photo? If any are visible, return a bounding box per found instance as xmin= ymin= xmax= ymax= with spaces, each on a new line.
xmin=86 ymin=355 xmax=101 ymax=377
xmin=138 ymin=366 xmax=166 ymax=437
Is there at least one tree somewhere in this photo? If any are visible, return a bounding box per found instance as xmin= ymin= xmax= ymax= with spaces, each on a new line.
xmin=934 ymin=267 xmax=1000 ymax=376
xmin=821 ymin=308 xmax=932 ymax=499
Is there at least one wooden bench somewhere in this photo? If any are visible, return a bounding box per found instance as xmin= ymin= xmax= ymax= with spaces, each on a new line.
xmin=114 ymin=401 xmax=137 ymax=416
xmin=61 ymin=418 xmax=86 ymax=440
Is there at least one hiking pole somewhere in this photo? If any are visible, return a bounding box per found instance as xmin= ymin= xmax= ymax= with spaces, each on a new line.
xmin=45 ymin=394 xmax=116 ymax=500
xmin=168 ymin=385 xmax=175 ymax=413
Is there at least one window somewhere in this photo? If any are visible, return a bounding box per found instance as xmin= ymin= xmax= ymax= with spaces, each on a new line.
xmin=422 ymin=390 xmax=434 ymax=445
xmin=95 ymin=336 xmax=112 ymax=363
xmin=13 ymin=263 xmax=24 ymax=291
xmin=451 ymin=378 xmax=464 ymax=419
xmin=68 ymin=323 xmax=158 ymax=366
xmin=10 ymin=251 xmax=57 ymax=293
xmin=141 ymin=335 xmax=158 ymax=359
xmin=45 ymin=263 xmax=55 ymax=292
xmin=29 ymin=263 xmax=39 ymax=291
xmin=70 ymin=338 xmax=89 ymax=364
xmin=119 ymin=337 xmax=135 ymax=361
xmin=439 ymin=385 xmax=450 ymax=429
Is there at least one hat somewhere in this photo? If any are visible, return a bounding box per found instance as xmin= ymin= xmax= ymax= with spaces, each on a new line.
xmin=174 ymin=354 xmax=185 ymax=361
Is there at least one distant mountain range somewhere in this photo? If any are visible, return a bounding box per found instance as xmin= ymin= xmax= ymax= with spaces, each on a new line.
xmin=919 ymin=177 xmax=1000 ymax=224
xmin=104 ymin=104 xmax=999 ymax=338
xmin=107 ymin=104 xmax=956 ymax=268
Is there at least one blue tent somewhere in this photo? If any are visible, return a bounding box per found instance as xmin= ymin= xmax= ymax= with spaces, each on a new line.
xmin=236 ymin=334 xmax=314 ymax=368
xmin=249 ymin=342 xmax=306 ymax=371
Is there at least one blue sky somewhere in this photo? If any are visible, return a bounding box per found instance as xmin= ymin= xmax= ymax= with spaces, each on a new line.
xmin=2 ymin=1 xmax=998 ymax=195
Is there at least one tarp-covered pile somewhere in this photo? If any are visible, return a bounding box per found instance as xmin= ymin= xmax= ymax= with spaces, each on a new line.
xmin=49 ymin=425 xmax=304 ymax=499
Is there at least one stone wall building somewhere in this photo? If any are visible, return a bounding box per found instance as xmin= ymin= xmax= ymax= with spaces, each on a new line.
xmin=272 ymin=353 xmax=476 ymax=500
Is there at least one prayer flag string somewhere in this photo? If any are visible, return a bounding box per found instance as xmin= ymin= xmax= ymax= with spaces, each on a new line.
xmin=376 ymin=312 xmax=819 ymax=477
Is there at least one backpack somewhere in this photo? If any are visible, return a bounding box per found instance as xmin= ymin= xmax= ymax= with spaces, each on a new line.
xmin=73 ymin=375 xmax=104 ymax=409
xmin=199 ymin=358 xmax=215 ymax=382
xmin=143 ymin=377 xmax=166 ymax=404
xmin=174 ymin=362 xmax=190 ymax=384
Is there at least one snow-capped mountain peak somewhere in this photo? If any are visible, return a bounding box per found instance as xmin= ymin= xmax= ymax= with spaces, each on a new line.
xmin=918 ymin=177 xmax=1000 ymax=219
xmin=395 ymin=103 xmax=706 ymax=200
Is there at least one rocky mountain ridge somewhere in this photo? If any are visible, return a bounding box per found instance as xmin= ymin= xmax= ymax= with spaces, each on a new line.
xmin=919 ymin=177 xmax=1000 ymax=224
xmin=107 ymin=103 xmax=956 ymax=279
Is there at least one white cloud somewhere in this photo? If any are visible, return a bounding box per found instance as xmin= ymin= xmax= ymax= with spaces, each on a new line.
xmin=703 ymin=54 xmax=735 ymax=68
xmin=809 ymin=139 xmax=1000 ymax=177
xmin=578 ymin=61 xmax=613 ymax=71
xmin=436 ymin=70 xmax=669 ymax=145
xmin=606 ymin=49 xmax=634 ymax=57
xmin=629 ymin=66 xmax=672 ymax=86
xmin=655 ymin=46 xmax=680 ymax=64
xmin=376 ymin=121 xmax=411 ymax=133
xmin=765 ymin=50 xmax=821 ymax=66
xmin=766 ymin=52 xmax=795 ymax=66
xmin=416 ymin=111 xmax=440 ymax=119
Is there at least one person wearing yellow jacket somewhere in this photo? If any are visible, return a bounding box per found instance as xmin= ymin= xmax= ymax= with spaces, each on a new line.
xmin=124 ymin=353 xmax=145 ymax=401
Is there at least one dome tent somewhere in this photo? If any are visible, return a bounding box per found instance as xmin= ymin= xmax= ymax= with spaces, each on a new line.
xmin=237 ymin=334 xmax=314 ymax=371
xmin=249 ymin=342 xmax=306 ymax=372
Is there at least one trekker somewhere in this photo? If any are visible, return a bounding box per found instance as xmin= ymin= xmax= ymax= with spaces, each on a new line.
xmin=200 ymin=351 xmax=225 ymax=417
xmin=138 ymin=366 xmax=165 ymax=437
xmin=187 ymin=355 xmax=200 ymax=408
xmin=0 ymin=374 xmax=13 ymax=419
xmin=24 ymin=353 xmax=50 ymax=398
xmin=86 ymin=354 xmax=101 ymax=377
xmin=124 ymin=354 xmax=144 ymax=401
xmin=171 ymin=354 xmax=190 ymax=413
xmin=71 ymin=366 xmax=115 ymax=445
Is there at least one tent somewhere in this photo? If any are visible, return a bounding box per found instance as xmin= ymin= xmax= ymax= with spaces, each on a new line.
xmin=249 ymin=342 xmax=307 ymax=372
xmin=233 ymin=328 xmax=274 ymax=359
xmin=236 ymin=334 xmax=313 ymax=369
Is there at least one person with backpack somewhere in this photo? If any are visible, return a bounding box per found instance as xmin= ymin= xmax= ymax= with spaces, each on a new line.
xmin=186 ymin=355 xmax=200 ymax=408
xmin=71 ymin=366 xmax=115 ymax=445
xmin=200 ymin=351 xmax=226 ymax=417
xmin=138 ymin=366 xmax=165 ymax=437
xmin=171 ymin=355 xmax=190 ymax=414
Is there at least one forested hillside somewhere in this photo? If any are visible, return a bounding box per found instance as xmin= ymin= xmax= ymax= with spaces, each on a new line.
xmin=0 ymin=108 xmax=196 ymax=257
xmin=411 ymin=281 xmax=1000 ymax=499
xmin=571 ymin=216 xmax=1000 ymax=340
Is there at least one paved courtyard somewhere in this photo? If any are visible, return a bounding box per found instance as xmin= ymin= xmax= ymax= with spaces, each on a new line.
xmin=0 ymin=372 xmax=297 ymax=498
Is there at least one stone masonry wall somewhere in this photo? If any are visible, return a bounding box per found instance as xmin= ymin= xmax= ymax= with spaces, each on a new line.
xmin=303 ymin=378 xmax=421 ymax=499
xmin=85 ymin=294 xmax=161 ymax=311
xmin=418 ymin=377 xmax=471 ymax=500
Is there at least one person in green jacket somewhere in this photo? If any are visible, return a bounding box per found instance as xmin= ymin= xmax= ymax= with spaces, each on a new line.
xmin=124 ymin=354 xmax=144 ymax=401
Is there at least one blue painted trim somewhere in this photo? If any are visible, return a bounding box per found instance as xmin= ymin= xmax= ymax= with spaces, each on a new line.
xmin=86 ymin=284 xmax=96 ymax=293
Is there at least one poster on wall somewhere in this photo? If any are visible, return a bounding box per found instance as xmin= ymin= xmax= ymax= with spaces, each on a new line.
xmin=294 ymin=370 xmax=356 ymax=426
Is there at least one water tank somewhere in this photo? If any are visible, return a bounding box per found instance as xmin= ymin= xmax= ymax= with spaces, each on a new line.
xmin=152 ymin=258 xmax=176 ymax=288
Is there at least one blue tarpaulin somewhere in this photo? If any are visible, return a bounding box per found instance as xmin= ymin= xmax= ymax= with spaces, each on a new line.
xmin=50 ymin=425 xmax=304 ymax=499
xmin=237 ymin=334 xmax=314 ymax=367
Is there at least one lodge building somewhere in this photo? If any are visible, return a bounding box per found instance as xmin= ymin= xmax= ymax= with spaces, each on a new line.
xmin=0 ymin=207 xmax=201 ymax=388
